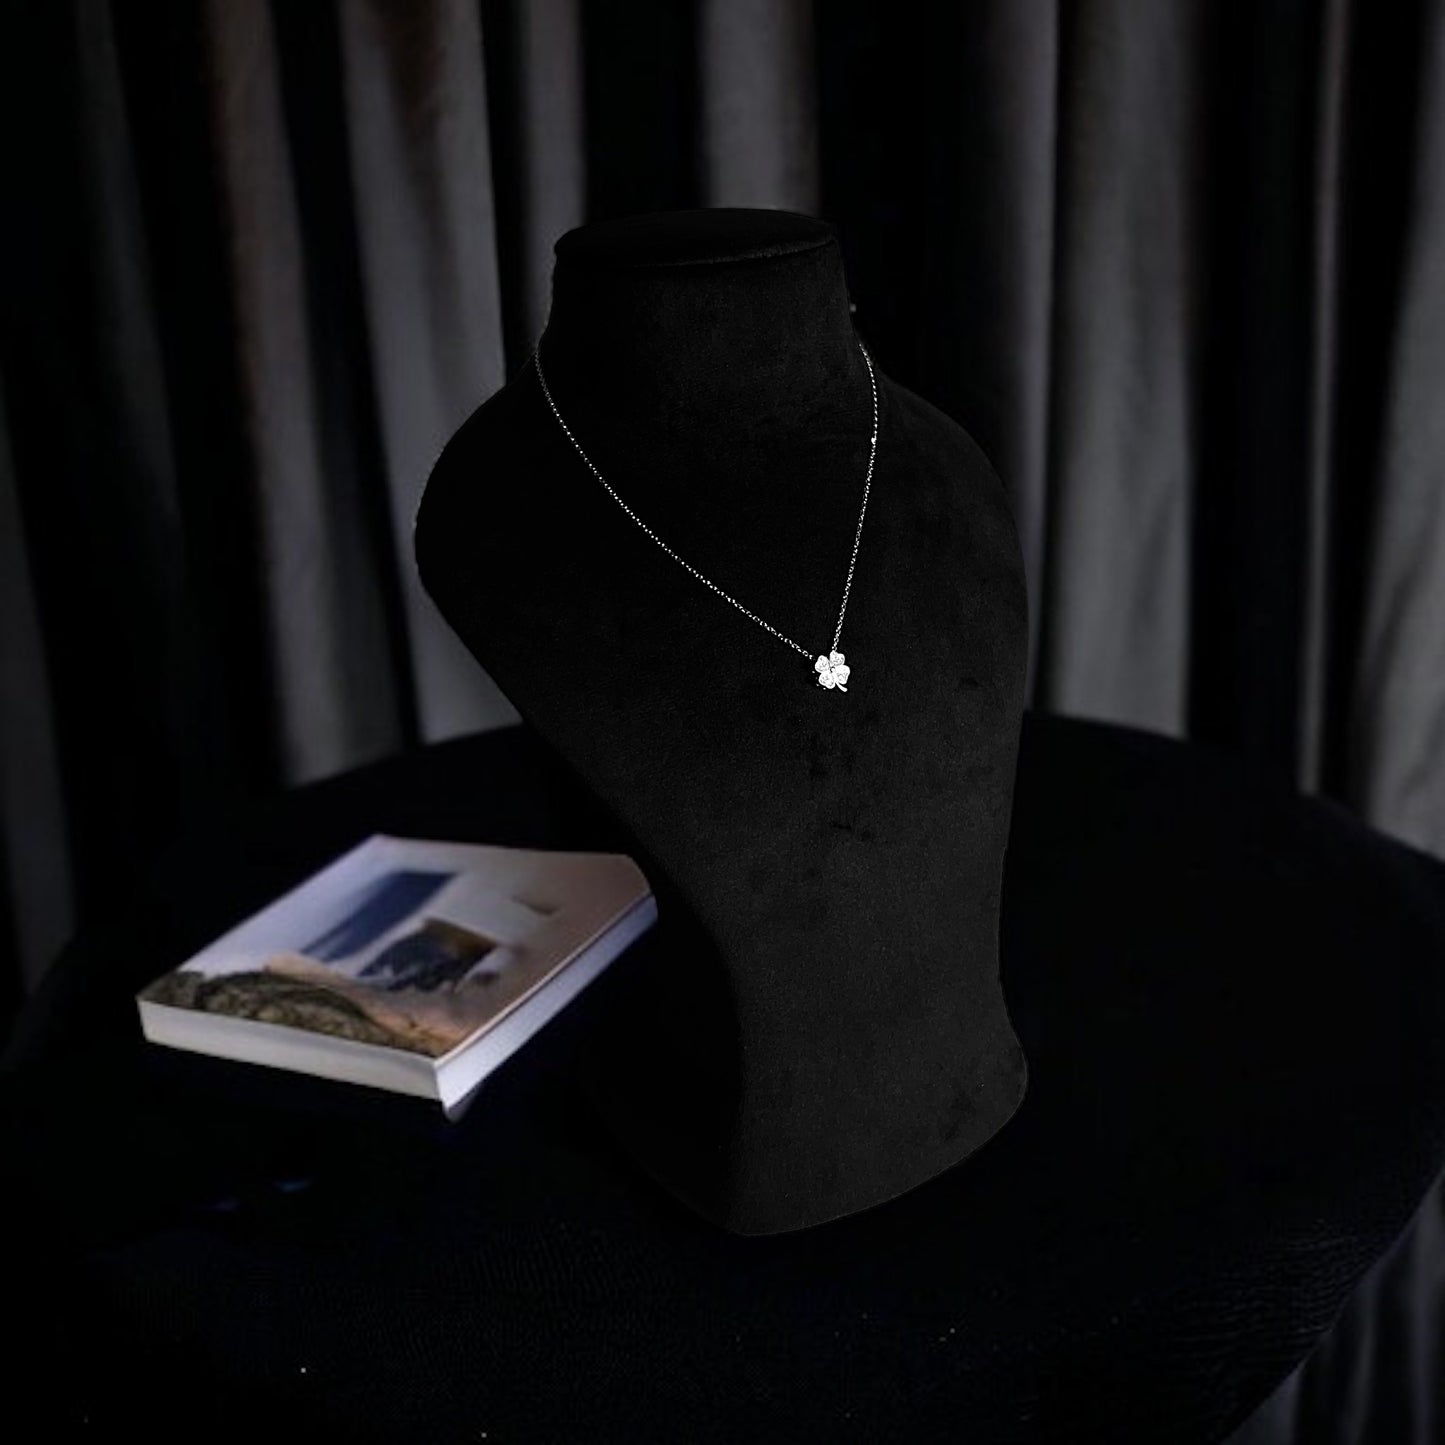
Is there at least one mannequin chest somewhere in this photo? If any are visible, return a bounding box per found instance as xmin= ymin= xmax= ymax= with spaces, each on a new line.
xmin=418 ymin=381 xmax=1027 ymax=954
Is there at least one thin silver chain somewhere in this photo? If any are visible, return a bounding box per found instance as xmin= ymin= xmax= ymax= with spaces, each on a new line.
xmin=531 ymin=337 xmax=880 ymax=662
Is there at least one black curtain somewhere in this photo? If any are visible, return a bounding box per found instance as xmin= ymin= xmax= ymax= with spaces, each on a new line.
xmin=5 ymin=0 xmax=1445 ymax=1071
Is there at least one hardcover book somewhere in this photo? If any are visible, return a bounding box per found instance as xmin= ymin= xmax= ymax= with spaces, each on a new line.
xmin=136 ymin=834 xmax=656 ymax=1119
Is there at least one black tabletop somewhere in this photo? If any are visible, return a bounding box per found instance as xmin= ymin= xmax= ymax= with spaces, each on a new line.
xmin=5 ymin=713 xmax=1445 ymax=1443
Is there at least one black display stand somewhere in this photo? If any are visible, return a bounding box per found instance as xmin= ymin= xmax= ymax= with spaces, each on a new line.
xmin=5 ymin=715 xmax=1445 ymax=1441
xmin=414 ymin=209 xmax=1031 ymax=1234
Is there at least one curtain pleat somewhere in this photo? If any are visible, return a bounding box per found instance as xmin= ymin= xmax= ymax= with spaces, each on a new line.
xmin=0 ymin=392 xmax=75 ymax=997
xmin=1349 ymin=1 xmax=1445 ymax=858
xmin=1189 ymin=4 xmax=1325 ymax=774
xmin=580 ymin=0 xmax=700 ymax=219
xmin=1297 ymin=0 xmax=1351 ymax=795
xmin=1035 ymin=0 xmax=1201 ymax=734
xmin=335 ymin=0 xmax=517 ymax=742
xmin=486 ymin=0 xmax=585 ymax=358
xmin=700 ymin=0 xmax=819 ymax=211
xmin=955 ymin=2 xmax=1062 ymax=697
xmin=2 ymin=1 xmax=240 ymax=966
xmin=206 ymin=0 xmax=405 ymax=781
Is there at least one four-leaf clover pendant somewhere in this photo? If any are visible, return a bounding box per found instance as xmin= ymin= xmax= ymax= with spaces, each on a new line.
xmin=814 ymin=651 xmax=851 ymax=692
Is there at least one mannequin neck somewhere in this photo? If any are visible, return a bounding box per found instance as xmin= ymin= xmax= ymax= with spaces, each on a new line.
xmin=535 ymin=211 xmax=868 ymax=444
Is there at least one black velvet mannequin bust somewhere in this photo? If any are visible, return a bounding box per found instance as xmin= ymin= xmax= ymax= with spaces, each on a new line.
xmin=414 ymin=209 xmax=1029 ymax=1235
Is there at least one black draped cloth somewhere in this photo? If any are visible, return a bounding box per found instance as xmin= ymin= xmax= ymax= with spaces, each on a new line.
xmin=5 ymin=715 xmax=1445 ymax=1442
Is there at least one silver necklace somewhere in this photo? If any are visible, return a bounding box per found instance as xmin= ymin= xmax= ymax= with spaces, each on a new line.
xmin=532 ymin=337 xmax=879 ymax=693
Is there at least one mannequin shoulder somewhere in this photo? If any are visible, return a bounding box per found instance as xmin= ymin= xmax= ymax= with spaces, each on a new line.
xmin=884 ymin=382 xmax=1008 ymax=496
xmin=414 ymin=376 xmax=563 ymax=567
xmin=881 ymin=380 xmax=1017 ymax=545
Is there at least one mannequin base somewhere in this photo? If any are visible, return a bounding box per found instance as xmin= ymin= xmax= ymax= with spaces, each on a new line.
xmin=573 ymin=930 xmax=1030 ymax=1236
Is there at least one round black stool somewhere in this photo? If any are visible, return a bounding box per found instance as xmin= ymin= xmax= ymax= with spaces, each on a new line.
xmin=5 ymin=714 xmax=1444 ymax=1442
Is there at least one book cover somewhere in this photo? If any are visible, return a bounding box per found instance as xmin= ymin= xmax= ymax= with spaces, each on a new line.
xmin=136 ymin=835 xmax=655 ymax=1118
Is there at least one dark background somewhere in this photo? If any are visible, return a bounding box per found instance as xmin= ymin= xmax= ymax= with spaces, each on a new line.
xmin=3 ymin=5 xmax=1445 ymax=1440
xmin=3 ymin=1 xmax=1444 ymax=1055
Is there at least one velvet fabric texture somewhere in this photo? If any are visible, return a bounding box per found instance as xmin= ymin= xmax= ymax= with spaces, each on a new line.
xmin=414 ymin=209 xmax=1030 ymax=1234
xmin=4 ymin=716 xmax=1445 ymax=1440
